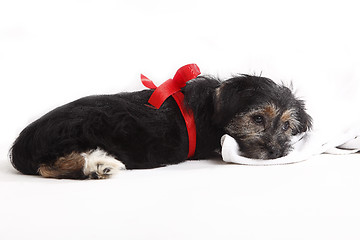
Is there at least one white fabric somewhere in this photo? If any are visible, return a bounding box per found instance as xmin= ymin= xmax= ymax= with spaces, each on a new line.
xmin=221 ymin=125 xmax=360 ymax=165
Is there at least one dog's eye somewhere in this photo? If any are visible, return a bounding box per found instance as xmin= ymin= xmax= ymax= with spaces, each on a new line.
xmin=282 ymin=121 xmax=290 ymax=131
xmin=252 ymin=115 xmax=264 ymax=125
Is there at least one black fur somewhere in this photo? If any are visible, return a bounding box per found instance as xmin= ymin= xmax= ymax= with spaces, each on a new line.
xmin=10 ymin=75 xmax=311 ymax=177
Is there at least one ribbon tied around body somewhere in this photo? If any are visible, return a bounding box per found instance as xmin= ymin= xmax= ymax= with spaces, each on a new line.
xmin=141 ymin=64 xmax=201 ymax=158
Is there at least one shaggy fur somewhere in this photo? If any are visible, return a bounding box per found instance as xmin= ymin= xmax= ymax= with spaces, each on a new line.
xmin=10 ymin=75 xmax=312 ymax=179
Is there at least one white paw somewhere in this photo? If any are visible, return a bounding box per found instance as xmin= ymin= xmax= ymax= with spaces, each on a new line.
xmin=82 ymin=148 xmax=126 ymax=179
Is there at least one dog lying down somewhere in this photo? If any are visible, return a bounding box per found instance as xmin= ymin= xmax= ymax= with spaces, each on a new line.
xmin=10 ymin=65 xmax=312 ymax=179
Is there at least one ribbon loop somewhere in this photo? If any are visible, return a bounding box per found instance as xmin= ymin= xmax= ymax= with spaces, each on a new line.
xmin=141 ymin=64 xmax=201 ymax=158
xmin=173 ymin=64 xmax=201 ymax=88
xmin=140 ymin=74 xmax=157 ymax=89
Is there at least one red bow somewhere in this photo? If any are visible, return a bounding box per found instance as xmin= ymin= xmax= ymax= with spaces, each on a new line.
xmin=141 ymin=64 xmax=201 ymax=158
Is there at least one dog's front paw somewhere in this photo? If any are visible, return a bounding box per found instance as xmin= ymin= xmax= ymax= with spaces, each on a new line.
xmin=82 ymin=148 xmax=126 ymax=179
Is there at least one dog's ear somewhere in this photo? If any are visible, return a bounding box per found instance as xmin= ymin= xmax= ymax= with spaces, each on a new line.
xmin=293 ymin=99 xmax=313 ymax=135
xmin=213 ymin=77 xmax=258 ymax=127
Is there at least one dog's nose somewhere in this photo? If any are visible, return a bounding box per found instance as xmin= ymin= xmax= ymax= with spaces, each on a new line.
xmin=266 ymin=147 xmax=284 ymax=159
xmin=268 ymin=150 xmax=281 ymax=159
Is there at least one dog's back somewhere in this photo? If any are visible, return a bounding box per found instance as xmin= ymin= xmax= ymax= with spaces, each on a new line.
xmin=10 ymin=87 xmax=208 ymax=178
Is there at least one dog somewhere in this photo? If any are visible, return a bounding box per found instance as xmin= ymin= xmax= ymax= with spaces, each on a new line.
xmin=10 ymin=73 xmax=312 ymax=179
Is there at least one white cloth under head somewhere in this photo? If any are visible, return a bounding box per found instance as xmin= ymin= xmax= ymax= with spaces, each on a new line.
xmin=221 ymin=126 xmax=360 ymax=165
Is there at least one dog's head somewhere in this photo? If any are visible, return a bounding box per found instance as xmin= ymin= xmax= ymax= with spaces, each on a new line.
xmin=214 ymin=75 xmax=312 ymax=159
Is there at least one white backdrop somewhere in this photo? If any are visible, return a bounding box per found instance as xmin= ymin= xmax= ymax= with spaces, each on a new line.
xmin=1 ymin=0 xmax=360 ymax=239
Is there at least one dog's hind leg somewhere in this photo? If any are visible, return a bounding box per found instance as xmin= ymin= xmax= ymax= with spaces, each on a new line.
xmin=38 ymin=149 xmax=126 ymax=179
xmin=82 ymin=148 xmax=126 ymax=179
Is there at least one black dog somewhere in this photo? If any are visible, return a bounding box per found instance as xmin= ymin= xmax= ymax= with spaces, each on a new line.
xmin=10 ymin=74 xmax=312 ymax=179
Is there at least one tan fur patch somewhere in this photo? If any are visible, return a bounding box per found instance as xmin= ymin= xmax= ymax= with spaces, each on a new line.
xmin=280 ymin=109 xmax=295 ymax=122
xmin=263 ymin=104 xmax=279 ymax=118
xmin=280 ymin=109 xmax=300 ymax=131
xmin=38 ymin=152 xmax=85 ymax=178
xmin=242 ymin=103 xmax=279 ymax=119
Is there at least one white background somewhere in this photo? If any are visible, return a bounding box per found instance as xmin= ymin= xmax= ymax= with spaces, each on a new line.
xmin=1 ymin=0 xmax=360 ymax=239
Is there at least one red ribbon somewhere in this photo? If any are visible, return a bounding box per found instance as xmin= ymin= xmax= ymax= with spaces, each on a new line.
xmin=141 ymin=64 xmax=201 ymax=158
